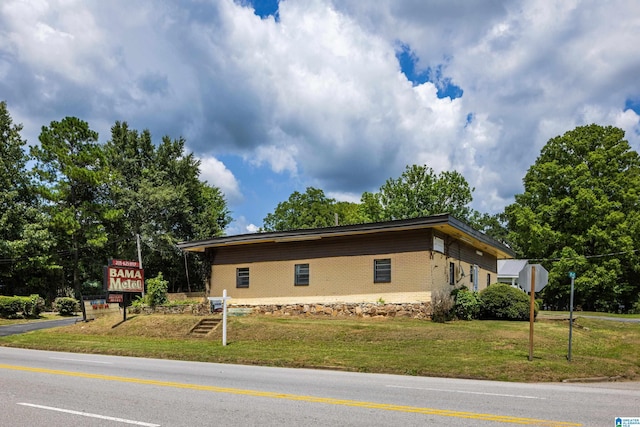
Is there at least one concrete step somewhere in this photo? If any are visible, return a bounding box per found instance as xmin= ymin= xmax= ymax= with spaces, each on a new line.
xmin=189 ymin=318 xmax=221 ymax=336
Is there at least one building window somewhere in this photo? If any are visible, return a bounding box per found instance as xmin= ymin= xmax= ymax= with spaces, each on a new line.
xmin=487 ymin=273 xmax=491 ymax=287
xmin=374 ymin=259 xmax=391 ymax=283
xmin=449 ymin=262 xmax=455 ymax=286
xmin=236 ymin=267 xmax=249 ymax=288
xmin=295 ymin=263 xmax=309 ymax=286
xmin=433 ymin=236 xmax=444 ymax=253
xmin=470 ymin=265 xmax=474 ymax=284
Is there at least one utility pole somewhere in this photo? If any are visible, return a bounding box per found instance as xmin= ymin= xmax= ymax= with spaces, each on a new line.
xmin=136 ymin=233 xmax=144 ymax=297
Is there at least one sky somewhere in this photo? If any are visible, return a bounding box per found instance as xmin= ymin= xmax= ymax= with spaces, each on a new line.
xmin=1 ymin=0 xmax=639 ymax=236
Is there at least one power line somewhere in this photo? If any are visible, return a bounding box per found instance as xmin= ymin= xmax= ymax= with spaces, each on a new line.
xmin=527 ymin=248 xmax=640 ymax=263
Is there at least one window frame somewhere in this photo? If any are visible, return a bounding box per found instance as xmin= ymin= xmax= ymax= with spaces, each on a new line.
xmin=294 ymin=263 xmax=310 ymax=286
xmin=449 ymin=262 xmax=456 ymax=286
xmin=374 ymin=258 xmax=391 ymax=283
xmin=236 ymin=267 xmax=250 ymax=288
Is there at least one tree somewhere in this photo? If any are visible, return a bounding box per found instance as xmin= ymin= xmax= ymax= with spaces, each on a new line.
xmin=262 ymin=187 xmax=369 ymax=232
xmin=363 ymin=165 xmax=475 ymax=222
xmin=0 ymin=101 xmax=56 ymax=297
xmin=31 ymin=117 xmax=114 ymax=296
xmin=104 ymin=122 xmax=231 ymax=290
xmin=505 ymin=124 xmax=640 ymax=312
xmin=263 ymin=187 xmax=337 ymax=231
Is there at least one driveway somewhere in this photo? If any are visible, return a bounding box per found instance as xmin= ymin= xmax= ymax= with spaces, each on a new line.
xmin=0 ymin=318 xmax=79 ymax=337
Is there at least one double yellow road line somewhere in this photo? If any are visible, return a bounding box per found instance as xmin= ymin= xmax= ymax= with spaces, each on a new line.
xmin=0 ymin=363 xmax=581 ymax=426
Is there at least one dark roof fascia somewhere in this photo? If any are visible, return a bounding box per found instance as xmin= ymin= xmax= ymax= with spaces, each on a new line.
xmin=446 ymin=215 xmax=515 ymax=257
xmin=178 ymin=213 xmax=514 ymax=258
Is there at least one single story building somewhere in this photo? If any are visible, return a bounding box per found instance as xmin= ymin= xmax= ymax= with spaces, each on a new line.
xmin=177 ymin=214 xmax=515 ymax=306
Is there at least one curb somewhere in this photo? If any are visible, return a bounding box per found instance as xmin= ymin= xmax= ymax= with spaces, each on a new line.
xmin=562 ymin=376 xmax=622 ymax=383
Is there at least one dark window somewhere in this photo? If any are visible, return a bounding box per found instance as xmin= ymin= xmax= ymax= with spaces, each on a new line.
xmin=295 ymin=263 xmax=309 ymax=286
xmin=449 ymin=262 xmax=455 ymax=285
xmin=487 ymin=273 xmax=491 ymax=287
xmin=236 ymin=267 xmax=249 ymax=288
xmin=470 ymin=265 xmax=474 ymax=284
xmin=374 ymin=258 xmax=391 ymax=283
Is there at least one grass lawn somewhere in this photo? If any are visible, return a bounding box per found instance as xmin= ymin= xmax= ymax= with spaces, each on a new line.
xmin=1 ymin=313 xmax=638 ymax=383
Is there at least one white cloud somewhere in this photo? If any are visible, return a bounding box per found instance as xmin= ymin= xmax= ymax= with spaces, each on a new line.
xmin=225 ymin=215 xmax=260 ymax=236
xmin=1 ymin=0 xmax=639 ymax=228
xmin=198 ymin=156 xmax=243 ymax=205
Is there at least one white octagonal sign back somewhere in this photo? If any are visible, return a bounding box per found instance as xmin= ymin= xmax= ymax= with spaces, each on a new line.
xmin=518 ymin=264 xmax=549 ymax=292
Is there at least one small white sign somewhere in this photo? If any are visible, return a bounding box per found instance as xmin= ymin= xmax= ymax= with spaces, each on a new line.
xmin=616 ymin=417 xmax=640 ymax=427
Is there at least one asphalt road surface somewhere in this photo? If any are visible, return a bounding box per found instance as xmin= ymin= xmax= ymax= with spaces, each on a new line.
xmin=0 ymin=347 xmax=638 ymax=426
xmin=0 ymin=318 xmax=78 ymax=336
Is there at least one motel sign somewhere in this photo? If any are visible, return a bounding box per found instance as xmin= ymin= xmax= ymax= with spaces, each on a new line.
xmin=104 ymin=259 xmax=144 ymax=293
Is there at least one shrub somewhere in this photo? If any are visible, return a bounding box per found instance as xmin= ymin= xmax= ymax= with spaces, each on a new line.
xmin=0 ymin=296 xmax=24 ymax=318
xmin=0 ymin=295 xmax=45 ymax=318
xmin=146 ymin=272 xmax=169 ymax=307
xmin=479 ymin=283 xmax=537 ymax=321
xmin=23 ymin=294 xmax=45 ymax=318
xmin=431 ymin=290 xmax=455 ymax=323
xmin=452 ymin=288 xmax=480 ymax=320
xmin=54 ymin=297 xmax=80 ymax=316
xmin=130 ymin=295 xmax=146 ymax=308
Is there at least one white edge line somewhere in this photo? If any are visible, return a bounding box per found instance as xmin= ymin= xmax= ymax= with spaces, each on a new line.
xmin=386 ymin=385 xmax=545 ymax=400
xmin=17 ymin=403 xmax=160 ymax=426
xmin=49 ymin=357 xmax=113 ymax=364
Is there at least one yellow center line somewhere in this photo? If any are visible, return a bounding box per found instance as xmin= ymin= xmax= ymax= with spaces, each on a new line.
xmin=0 ymin=363 xmax=581 ymax=426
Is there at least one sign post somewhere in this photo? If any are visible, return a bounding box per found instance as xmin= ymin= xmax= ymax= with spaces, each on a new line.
xmin=519 ymin=263 xmax=549 ymax=362
xmin=568 ymin=271 xmax=576 ymax=361
xmin=528 ymin=266 xmax=536 ymax=362
xmin=208 ymin=290 xmax=231 ymax=346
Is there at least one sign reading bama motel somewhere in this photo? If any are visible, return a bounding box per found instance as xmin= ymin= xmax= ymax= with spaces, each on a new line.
xmin=104 ymin=260 xmax=144 ymax=293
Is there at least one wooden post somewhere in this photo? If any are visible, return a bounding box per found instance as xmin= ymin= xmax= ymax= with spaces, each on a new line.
xmin=528 ymin=266 xmax=536 ymax=361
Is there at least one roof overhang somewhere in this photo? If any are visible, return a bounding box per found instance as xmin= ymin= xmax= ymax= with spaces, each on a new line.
xmin=178 ymin=213 xmax=515 ymax=259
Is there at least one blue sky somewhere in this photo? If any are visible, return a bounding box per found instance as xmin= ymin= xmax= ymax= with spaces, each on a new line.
xmin=1 ymin=0 xmax=639 ymax=235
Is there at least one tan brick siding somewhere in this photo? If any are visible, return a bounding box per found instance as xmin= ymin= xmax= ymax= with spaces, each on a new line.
xmin=210 ymin=249 xmax=497 ymax=303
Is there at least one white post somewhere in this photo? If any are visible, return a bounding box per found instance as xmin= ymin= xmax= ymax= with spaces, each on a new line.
xmin=222 ymin=289 xmax=228 ymax=346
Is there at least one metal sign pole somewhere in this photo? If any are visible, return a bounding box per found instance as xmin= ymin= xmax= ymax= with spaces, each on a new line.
xmin=568 ymin=272 xmax=576 ymax=361
xmin=528 ymin=266 xmax=536 ymax=362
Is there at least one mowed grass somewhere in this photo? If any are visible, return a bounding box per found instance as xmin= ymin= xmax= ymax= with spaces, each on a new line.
xmin=1 ymin=313 xmax=638 ymax=383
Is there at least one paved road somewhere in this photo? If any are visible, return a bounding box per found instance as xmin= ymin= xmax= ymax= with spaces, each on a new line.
xmin=0 ymin=347 xmax=638 ymax=426
xmin=539 ymin=313 xmax=640 ymax=323
xmin=0 ymin=318 xmax=79 ymax=337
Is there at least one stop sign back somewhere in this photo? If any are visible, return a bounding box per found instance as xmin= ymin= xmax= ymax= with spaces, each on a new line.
xmin=518 ymin=264 xmax=548 ymax=292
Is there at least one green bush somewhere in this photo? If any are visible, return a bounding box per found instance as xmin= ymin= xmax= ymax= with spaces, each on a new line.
xmin=130 ymin=295 xmax=146 ymax=308
xmin=452 ymin=288 xmax=480 ymax=320
xmin=0 ymin=296 xmax=24 ymax=318
xmin=0 ymin=295 xmax=45 ymax=318
xmin=23 ymin=294 xmax=45 ymax=318
xmin=479 ymin=283 xmax=537 ymax=321
xmin=54 ymin=297 xmax=80 ymax=316
xmin=146 ymin=272 xmax=169 ymax=307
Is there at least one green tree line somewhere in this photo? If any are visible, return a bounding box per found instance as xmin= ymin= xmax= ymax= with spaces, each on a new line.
xmin=0 ymin=101 xmax=230 ymax=300
xmin=2 ymin=96 xmax=639 ymax=313
xmin=262 ymin=125 xmax=640 ymax=313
